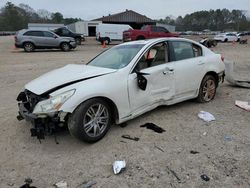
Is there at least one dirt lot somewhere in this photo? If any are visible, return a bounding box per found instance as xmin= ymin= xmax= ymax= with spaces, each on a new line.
xmin=0 ymin=36 xmax=249 ymax=188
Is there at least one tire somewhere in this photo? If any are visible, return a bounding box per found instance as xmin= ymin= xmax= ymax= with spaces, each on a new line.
xmin=197 ymin=75 xmax=217 ymax=103
xmin=23 ymin=42 xmax=35 ymax=52
xmin=60 ymin=42 xmax=70 ymax=51
xmin=68 ymin=98 xmax=112 ymax=143
xmin=76 ymin=38 xmax=81 ymax=45
xmin=103 ymin=37 xmax=110 ymax=45
xmin=224 ymin=38 xmax=228 ymax=42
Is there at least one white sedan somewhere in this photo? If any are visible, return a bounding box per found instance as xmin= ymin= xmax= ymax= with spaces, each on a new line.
xmin=17 ymin=38 xmax=225 ymax=142
xmin=214 ymin=33 xmax=239 ymax=42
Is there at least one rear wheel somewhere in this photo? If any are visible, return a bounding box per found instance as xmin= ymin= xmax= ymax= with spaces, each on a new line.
xmin=224 ymin=38 xmax=228 ymax=42
xmin=68 ymin=98 xmax=112 ymax=143
xmin=60 ymin=42 xmax=70 ymax=51
xmin=23 ymin=42 xmax=35 ymax=52
xmin=197 ymin=75 xmax=217 ymax=103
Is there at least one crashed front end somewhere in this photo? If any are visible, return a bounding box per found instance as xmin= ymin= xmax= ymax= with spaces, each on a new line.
xmin=17 ymin=89 xmax=74 ymax=140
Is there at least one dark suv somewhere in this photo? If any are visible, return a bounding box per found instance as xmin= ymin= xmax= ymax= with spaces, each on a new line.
xmin=53 ymin=27 xmax=84 ymax=45
xmin=15 ymin=29 xmax=76 ymax=52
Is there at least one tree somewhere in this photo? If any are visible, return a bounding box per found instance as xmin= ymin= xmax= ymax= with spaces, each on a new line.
xmin=51 ymin=12 xmax=63 ymax=23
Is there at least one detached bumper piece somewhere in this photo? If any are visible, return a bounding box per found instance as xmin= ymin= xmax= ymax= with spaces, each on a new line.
xmin=17 ymin=90 xmax=62 ymax=141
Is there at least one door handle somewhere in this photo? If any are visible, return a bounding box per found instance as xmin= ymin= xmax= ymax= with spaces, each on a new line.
xmin=198 ymin=61 xmax=205 ymax=65
xmin=163 ymin=68 xmax=174 ymax=75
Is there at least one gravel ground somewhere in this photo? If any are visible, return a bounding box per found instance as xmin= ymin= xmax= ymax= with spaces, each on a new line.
xmin=0 ymin=36 xmax=249 ymax=188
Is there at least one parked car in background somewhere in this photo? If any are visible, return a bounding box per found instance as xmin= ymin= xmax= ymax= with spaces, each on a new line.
xmin=123 ymin=25 xmax=179 ymax=42
xmin=96 ymin=23 xmax=133 ymax=44
xmin=15 ymin=29 xmax=76 ymax=52
xmin=53 ymin=27 xmax=85 ymax=45
xmin=214 ymin=33 xmax=239 ymax=42
xmin=17 ymin=38 xmax=225 ymax=142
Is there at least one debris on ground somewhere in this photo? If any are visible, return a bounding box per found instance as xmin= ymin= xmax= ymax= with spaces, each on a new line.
xmin=200 ymin=174 xmax=210 ymax=181
xmin=166 ymin=166 xmax=181 ymax=183
xmin=239 ymin=39 xmax=248 ymax=44
xmin=190 ymin=150 xmax=200 ymax=154
xmin=198 ymin=111 xmax=215 ymax=122
xmin=140 ymin=123 xmax=166 ymax=133
xmin=19 ymin=178 xmax=37 ymax=188
xmin=154 ymin=144 xmax=164 ymax=152
xmin=235 ymin=100 xmax=250 ymax=111
xmin=53 ymin=181 xmax=67 ymax=188
xmin=77 ymin=180 xmax=97 ymax=188
xmin=224 ymin=135 xmax=233 ymax=142
xmin=121 ymin=135 xmax=139 ymax=141
xmin=113 ymin=160 xmax=126 ymax=174
xmin=225 ymin=61 xmax=250 ymax=88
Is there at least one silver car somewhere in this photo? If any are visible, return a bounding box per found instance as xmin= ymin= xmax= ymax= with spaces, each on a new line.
xmin=15 ymin=29 xmax=77 ymax=52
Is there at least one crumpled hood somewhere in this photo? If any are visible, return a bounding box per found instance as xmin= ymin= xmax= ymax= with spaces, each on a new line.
xmin=25 ymin=64 xmax=116 ymax=95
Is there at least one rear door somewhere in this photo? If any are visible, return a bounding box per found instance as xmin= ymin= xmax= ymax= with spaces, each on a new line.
xmin=169 ymin=41 xmax=205 ymax=97
xmin=42 ymin=31 xmax=60 ymax=47
xmin=128 ymin=41 xmax=175 ymax=114
xmin=23 ymin=31 xmax=44 ymax=46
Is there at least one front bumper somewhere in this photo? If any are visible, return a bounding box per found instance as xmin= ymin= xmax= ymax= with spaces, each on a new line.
xmin=70 ymin=41 xmax=77 ymax=48
xmin=17 ymin=100 xmax=62 ymax=140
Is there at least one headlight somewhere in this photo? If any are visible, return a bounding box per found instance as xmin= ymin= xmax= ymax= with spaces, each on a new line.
xmin=33 ymin=89 xmax=75 ymax=114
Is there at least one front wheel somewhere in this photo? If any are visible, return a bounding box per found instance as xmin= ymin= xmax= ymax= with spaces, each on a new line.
xmin=68 ymin=98 xmax=112 ymax=143
xmin=197 ymin=75 xmax=217 ymax=103
xmin=76 ymin=38 xmax=81 ymax=45
xmin=60 ymin=42 xmax=70 ymax=51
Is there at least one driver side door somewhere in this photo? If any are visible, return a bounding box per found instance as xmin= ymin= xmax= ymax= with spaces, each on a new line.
xmin=128 ymin=42 xmax=175 ymax=115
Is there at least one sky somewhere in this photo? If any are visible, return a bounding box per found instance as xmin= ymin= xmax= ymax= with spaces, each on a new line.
xmin=1 ymin=0 xmax=250 ymax=20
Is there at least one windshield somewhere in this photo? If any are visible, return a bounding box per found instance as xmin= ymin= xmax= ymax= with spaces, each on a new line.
xmin=88 ymin=44 xmax=144 ymax=69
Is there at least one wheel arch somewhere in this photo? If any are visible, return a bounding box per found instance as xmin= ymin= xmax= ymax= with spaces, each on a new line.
xmin=72 ymin=96 xmax=119 ymax=124
xmin=203 ymin=71 xmax=219 ymax=87
xmin=22 ymin=41 xmax=36 ymax=47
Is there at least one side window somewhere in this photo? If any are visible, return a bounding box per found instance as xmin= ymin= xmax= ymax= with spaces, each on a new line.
xmin=151 ymin=26 xmax=158 ymax=32
xmin=43 ymin=31 xmax=54 ymax=38
xmin=157 ymin=27 xmax=168 ymax=32
xmin=62 ymin=29 xmax=70 ymax=35
xmin=192 ymin=44 xmax=202 ymax=57
xmin=24 ymin=31 xmax=43 ymax=37
xmin=172 ymin=41 xmax=195 ymax=61
xmin=136 ymin=42 xmax=168 ymax=70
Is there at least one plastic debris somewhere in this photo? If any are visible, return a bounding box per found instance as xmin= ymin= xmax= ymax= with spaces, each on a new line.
xmin=190 ymin=150 xmax=199 ymax=154
xmin=20 ymin=178 xmax=37 ymax=188
xmin=122 ymin=135 xmax=139 ymax=141
xmin=198 ymin=111 xmax=215 ymax=122
xmin=224 ymin=135 xmax=233 ymax=142
xmin=235 ymin=100 xmax=250 ymax=111
xmin=140 ymin=123 xmax=166 ymax=133
xmin=54 ymin=181 xmax=67 ymax=188
xmin=200 ymin=174 xmax=210 ymax=181
xmin=113 ymin=160 xmax=126 ymax=174
xmin=77 ymin=180 xmax=97 ymax=188
xmin=224 ymin=61 xmax=250 ymax=88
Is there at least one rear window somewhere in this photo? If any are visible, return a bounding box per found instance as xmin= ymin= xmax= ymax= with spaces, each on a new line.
xmin=23 ymin=31 xmax=44 ymax=37
xmin=171 ymin=41 xmax=202 ymax=61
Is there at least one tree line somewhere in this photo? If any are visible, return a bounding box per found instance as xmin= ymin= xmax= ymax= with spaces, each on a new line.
xmin=157 ymin=9 xmax=250 ymax=32
xmin=1 ymin=2 xmax=250 ymax=32
xmin=0 ymin=2 xmax=81 ymax=31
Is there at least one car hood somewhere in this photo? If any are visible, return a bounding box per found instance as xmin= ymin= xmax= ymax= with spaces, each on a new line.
xmin=25 ymin=64 xmax=117 ymax=95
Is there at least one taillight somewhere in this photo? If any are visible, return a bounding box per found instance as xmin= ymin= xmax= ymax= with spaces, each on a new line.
xmin=221 ymin=55 xmax=225 ymax=62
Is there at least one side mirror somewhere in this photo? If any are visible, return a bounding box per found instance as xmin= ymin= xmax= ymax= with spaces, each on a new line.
xmin=134 ymin=69 xmax=150 ymax=91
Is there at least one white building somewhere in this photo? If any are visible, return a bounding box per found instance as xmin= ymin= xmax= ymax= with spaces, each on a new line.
xmin=67 ymin=21 xmax=102 ymax=36
xmin=28 ymin=23 xmax=64 ymax=30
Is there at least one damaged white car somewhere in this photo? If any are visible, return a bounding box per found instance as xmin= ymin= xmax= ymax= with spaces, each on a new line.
xmin=17 ymin=38 xmax=225 ymax=142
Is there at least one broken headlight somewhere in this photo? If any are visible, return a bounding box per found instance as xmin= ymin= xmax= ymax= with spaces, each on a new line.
xmin=33 ymin=89 xmax=75 ymax=114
